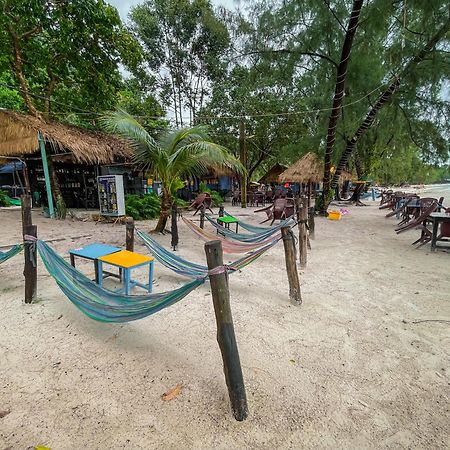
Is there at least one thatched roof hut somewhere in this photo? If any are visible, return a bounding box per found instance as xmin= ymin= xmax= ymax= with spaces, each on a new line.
xmin=279 ymin=152 xmax=355 ymax=184
xmin=278 ymin=152 xmax=323 ymax=183
xmin=0 ymin=109 xmax=132 ymax=164
xmin=258 ymin=163 xmax=287 ymax=184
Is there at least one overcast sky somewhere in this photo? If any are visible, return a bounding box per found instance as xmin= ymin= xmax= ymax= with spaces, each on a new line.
xmin=108 ymin=0 xmax=240 ymax=20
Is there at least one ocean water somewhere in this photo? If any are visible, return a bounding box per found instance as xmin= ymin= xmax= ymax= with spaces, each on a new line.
xmin=423 ymin=183 xmax=450 ymax=203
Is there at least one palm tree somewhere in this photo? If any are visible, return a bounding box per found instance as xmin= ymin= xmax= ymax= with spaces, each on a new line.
xmin=101 ymin=109 xmax=244 ymax=232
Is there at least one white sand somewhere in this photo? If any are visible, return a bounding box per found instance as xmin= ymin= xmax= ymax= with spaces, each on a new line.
xmin=0 ymin=201 xmax=449 ymax=449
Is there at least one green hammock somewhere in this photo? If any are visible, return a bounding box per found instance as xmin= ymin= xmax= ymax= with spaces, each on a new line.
xmin=137 ymin=229 xmax=279 ymax=278
xmin=0 ymin=244 xmax=23 ymax=264
xmin=37 ymin=240 xmax=205 ymax=323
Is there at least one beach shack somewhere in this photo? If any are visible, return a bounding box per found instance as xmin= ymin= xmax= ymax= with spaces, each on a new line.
xmin=0 ymin=109 xmax=133 ymax=215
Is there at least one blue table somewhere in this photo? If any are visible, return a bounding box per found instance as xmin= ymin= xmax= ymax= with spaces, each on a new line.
xmin=69 ymin=243 xmax=121 ymax=283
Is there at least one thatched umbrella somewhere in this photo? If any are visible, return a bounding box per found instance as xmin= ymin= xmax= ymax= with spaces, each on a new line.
xmin=278 ymin=152 xmax=324 ymax=207
xmin=258 ymin=163 xmax=288 ymax=184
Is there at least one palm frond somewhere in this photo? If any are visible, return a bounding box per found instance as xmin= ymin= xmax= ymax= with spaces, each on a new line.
xmin=160 ymin=125 xmax=211 ymax=154
xmin=100 ymin=109 xmax=157 ymax=150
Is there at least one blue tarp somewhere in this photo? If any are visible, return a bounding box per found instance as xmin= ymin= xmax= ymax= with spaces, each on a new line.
xmin=0 ymin=161 xmax=25 ymax=174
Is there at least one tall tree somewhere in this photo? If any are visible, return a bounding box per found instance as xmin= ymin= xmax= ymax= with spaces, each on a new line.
xmin=0 ymin=0 xmax=141 ymax=120
xmin=128 ymin=0 xmax=230 ymax=126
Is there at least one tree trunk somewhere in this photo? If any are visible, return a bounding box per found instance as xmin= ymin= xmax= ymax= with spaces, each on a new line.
xmin=330 ymin=14 xmax=450 ymax=190
xmin=321 ymin=0 xmax=364 ymax=212
xmin=154 ymin=189 xmax=171 ymax=233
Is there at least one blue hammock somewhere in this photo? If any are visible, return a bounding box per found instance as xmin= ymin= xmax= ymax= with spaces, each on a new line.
xmin=205 ymin=214 xmax=294 ymax=242
xmin=137 ymin=229 xmax=279 ymax=279
xmin=223 ymin=211 xmax=271 ymax=233
xmin=0 ymin=244 xmax=22 ymax=264
xmin=37 ymin=240 xmax=205 ymax=323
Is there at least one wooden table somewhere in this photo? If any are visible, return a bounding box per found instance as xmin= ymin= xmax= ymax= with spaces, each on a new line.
xmin=430 ymin=212 xmax=450 ymax=252
xmin=69 ymin=243 xmax=121 ymax=283
xmin=97 ymin=250 xmax=154 ymax=295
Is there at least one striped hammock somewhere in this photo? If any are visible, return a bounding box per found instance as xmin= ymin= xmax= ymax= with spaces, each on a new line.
xmin=137 ymin=229 xmax=279 ymax=279
xmin=223 ymin=211 xmax=274 ymax=233
xmin=205 ymin=214 xmax=294 ymax=242
xmin=0 ymin=244 xmax=22 ymax=265
xmin=182 ymin=217 xmax=282 ymax=253
xmin=37 ymin=240 xmax=204 ymax=323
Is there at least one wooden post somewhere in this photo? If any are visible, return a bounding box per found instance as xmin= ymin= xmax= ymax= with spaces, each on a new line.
xmin=239 ymin=120 xmax=247 ymax=208
xmin=200 ymin=208 xmax=205 ymax=229
xmin=308 ymin=207 xmax=315 ymax=240
xmin=295 ymin=197 xmax=308 ymax=268
xmin=205 ymin=240 xmax=248 ymax=421
xmin=24 ymin=224 xmax=38 ymax=304
xmin=126 ymin=217 xmax=134 ymax=252
xmin=21 ymin=194 xmax=32 ymax=235
xmin=219 ymin=205 xmax=224 ymax=217
xmin=281 ymin=227 xmax=302 ymax=305
xmin=171 ymin=204 xmax=179 ymax=251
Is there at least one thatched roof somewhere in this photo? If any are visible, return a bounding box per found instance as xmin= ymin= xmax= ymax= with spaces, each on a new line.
xmin=279 ymin=152 xmax=323 ymax=183
xmin=258 ymin=163 xmax=288 ymax=184
xmin=0 ymin=109 xmax=132 ymax=164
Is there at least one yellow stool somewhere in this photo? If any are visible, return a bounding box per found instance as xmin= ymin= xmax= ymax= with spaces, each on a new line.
xmin=97 ymin=250 xmax=154 ymax=295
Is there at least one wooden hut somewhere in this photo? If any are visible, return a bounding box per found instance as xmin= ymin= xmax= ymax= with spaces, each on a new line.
xmin=258 ymin=163 xmax=288 ymax=184
xmin=0 ymin=109 xmax=132 ymax=213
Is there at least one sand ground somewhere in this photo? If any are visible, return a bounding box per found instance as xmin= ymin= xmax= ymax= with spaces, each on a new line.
xmin=0 ymin=198 xmax=449 ymax=449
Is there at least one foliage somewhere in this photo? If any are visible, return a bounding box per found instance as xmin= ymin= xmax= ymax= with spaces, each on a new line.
xmin=101 ymin=109 xmax=243 ymax=231
xmin=199 ymin=181 xmax=223 ymax=206
xmin=129 ymin=0 xmax=230 ymax=126
xmin=0 ymin=0 xmax=141 ymax=123
xmin=125 ymin=193 xmax=161 ymax=220
xmin=56 ymin=194 xmax=67 ymax=220
xmin=0 ymin=190 xmax=11 ymax=207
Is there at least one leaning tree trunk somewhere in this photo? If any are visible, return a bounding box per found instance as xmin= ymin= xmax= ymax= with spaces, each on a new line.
xmin=321 ymin=0 xmax=364 ymax=213
xmin=330 ymin=14 xmax=450 ymax=190
xmin=154 ymin=189 xmax=171 ymax=233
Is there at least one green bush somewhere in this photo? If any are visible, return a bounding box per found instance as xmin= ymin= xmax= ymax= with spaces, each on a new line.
xmin=198 ymin=182 xmax=223 ymax=207
xmin=0 ymin=190 xmax=11 ymax=207
xmin=125 ymin=193 xmax=161 ymax=220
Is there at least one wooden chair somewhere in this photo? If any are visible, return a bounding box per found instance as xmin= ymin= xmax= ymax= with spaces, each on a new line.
xmin=190 ymin=192 xmax=213 ymax=215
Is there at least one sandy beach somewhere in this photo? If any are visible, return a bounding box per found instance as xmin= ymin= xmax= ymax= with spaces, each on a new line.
xmin=0 ymin=198 xmax=449 ymax=449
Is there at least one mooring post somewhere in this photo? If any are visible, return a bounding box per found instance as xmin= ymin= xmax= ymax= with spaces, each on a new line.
xmin=23 ymin=224 xmax=37 ymax=304
xmin=200 ymin=208 xmax=205 ymax=229
xmin=171 ymin=204 xmax=179 ymax=251
xmin=281 ymin=227 xmax=302 ymax=305
xmin=126 ymin=217 xmax=135 ymax=252
xmin=204 ymin=240 xmax=248 ymax=421
xmin=308 ymin=207 xmax=315 ymax=240
xmin=21 ymin=194 xmax=32 ymax=235
xmin=295 ymin=197 xmax=308 ymax=268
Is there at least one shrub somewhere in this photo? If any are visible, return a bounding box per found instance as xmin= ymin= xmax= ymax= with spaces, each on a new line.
xmin=0 ymin=190 xmax=10 ymax=207
xmin=125 ymin=193 xmax=161 ymax=220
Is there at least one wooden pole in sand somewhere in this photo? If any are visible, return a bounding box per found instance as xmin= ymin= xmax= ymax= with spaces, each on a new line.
xmin=21 ymin=195 xmax=37 ymax=304
xmin=171 ymin=204 xmax=179 ymax=251
xmin=308 ymin=207 xmax=315 ymax=240
xmin=281 ymin=227 xmax=302 ymax=305
xmin=204 ymin=240 xmax=248 ymax=421
xmin=199 ymin=208 xmax=205 ymax=229
xmin=219 ymin=205 xmax=224 ymax=217
xmin=296 ymin=196 xmax=308 ymax=268
xmin=126 ymin=217 xmax=135 ymax=252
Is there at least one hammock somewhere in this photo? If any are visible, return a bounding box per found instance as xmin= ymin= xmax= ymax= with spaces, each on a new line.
xmin=223 ymin=211 xmax=275 ymax=233
xmin=182 ymin=217 xmax=281 ymax=253
xmin=37 ymin=240 xmax=204 ymax=323
xmin=205 ymin=214 xmax=293 ymax=242
xmin=0 ymin=244 xmax=22 ymax=264
xmin=137 ymin=229 xmax=279 ymax=278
